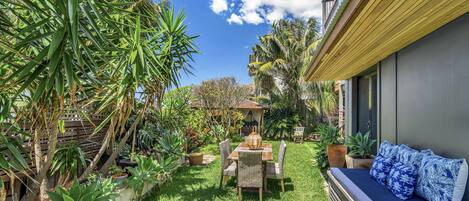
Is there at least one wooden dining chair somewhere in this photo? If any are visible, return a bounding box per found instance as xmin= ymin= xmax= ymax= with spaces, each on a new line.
xmin=266 ymin=140 xmax=287 ymax=192
xmin=237 ymin=151 xmax=263 ymax=201
xmin=219 ymin=139 xmax=236 ymax=188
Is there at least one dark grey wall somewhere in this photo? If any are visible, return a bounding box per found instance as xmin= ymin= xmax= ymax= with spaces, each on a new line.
xmin=378 ymin=13 xmax=469 ymax=200
xmin=379 ymin=54 xmax=397 ymax=143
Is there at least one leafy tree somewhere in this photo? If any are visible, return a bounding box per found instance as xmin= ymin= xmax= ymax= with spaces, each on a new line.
xmin=193 ymin=77 xmax=250 ymax=142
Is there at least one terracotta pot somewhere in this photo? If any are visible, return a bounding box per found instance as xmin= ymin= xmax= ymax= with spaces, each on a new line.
xmin=327 ymin=144 xmax=347 ymax=168
xmin=111 ymin=173 xmax=128 ymax=183
xmin=189 ymin=153 xmax=204 ymax=165
xmin=346 ymin=155 xmax=374 ymax=169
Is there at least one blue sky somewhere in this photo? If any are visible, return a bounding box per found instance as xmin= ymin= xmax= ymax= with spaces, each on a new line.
xmin=172 ymin=0 xmax=322 ymax=87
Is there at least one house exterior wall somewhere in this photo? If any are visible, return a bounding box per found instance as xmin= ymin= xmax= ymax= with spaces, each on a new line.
xmin=346 ymin=13 xmax=469 ymax=200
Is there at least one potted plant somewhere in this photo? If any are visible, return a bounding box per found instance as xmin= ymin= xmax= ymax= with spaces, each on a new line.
xmin=345 ymin=131 xmax=376 ymax=169
xmin=109 ymin=165 xmax=128 ymax=183
xmin=317 ymin=124 xmax=346 ymax=168
xmin=186 ymin=128 xmax=204 ymax=165
xmin=117 ymin=143 xmax=138 ymax=168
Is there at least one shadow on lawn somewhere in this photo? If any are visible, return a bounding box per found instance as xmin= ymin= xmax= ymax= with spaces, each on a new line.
xmin=144 ymin=165 xmax=234 ymax=201
xmin=145 ymin=164 xmax=296 ymax=201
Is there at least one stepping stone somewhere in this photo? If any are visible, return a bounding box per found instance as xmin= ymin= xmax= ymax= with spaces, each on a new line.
xmin=202 ymin=154 xmax=216 ymax=165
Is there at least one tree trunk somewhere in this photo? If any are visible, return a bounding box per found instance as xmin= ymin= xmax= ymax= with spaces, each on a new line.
xmin=99 ymin=98 xmax=150 ymax=174
xmin=99 ymin=115 xmax=142 ymax=174
xmin=21 ymin=129 xmax=59 ymax=201
xmin=78 ymin=130 xmax=112 ymax=181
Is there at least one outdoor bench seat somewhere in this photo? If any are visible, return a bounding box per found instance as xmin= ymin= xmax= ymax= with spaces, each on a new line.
xmin=328 ymin=168 xmax=426 ymax=201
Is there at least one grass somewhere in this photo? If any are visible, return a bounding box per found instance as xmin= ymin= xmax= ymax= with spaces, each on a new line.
xmin=145 ymin=141 xmax=327 ymax=201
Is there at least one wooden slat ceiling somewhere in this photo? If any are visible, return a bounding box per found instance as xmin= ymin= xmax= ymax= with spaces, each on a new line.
xmin=305 ymin=0 xmax=469 ymax=81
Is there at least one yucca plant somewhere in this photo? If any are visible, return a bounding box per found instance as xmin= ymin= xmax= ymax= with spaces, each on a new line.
xmin=50 ymin=144 xmax=87 ymax=186
xmin=346 ymin=131 xmax=376 ymax=159
xmin=0 ymin=1 xmax=196 ymax=200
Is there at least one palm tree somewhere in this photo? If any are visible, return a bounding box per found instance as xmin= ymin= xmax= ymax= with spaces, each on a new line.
xmin=248 ymin=19 xmax=320 ymax=112
xmin=249 ymin=18 xmax=322 ymax=133
xmin=304 ymin=81 xmax=338 ymax=125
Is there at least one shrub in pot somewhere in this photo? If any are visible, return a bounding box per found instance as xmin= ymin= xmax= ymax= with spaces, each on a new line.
xmin=109 ymin=165 xmax=128 ymax=183
xmin=345 ymin=131 xmax=376 ymax=169
xmin=316 ymin=124 xmax=346 ymax=168
xmin=186 ymin=128 xmax=204 ymax=165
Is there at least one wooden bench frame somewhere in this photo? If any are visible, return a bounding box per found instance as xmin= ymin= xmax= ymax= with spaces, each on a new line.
xmin=327 ymin=170 xmax=356 ymax=201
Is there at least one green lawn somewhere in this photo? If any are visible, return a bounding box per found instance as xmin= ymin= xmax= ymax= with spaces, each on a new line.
xmin=145 ymin=141 xmax=327 ymax=201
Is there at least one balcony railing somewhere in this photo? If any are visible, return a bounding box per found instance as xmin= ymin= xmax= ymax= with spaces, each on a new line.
xmin=322 ymin=0 xmax=340 ymax=31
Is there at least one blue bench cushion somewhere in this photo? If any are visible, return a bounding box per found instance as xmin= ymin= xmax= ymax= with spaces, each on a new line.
xmin=331 ymin=168 xmax=425 ymax=201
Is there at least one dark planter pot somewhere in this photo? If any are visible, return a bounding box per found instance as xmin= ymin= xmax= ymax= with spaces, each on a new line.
xmin=117 ymin=159 xmax=138 ymax=169
xmin=189 ymin=153 xmax=204 ymax=166
xmin=327 ymin=144 xmax=347 ymax=168
xmin=346 ymin=155 xmax=374 ymax=169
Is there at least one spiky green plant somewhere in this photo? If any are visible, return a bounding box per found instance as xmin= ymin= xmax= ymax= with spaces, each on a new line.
xmin=346 ymin=131 xmax=376 ymax=159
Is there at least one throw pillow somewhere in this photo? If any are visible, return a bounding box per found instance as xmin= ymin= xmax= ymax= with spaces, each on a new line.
xmin=398 ymin=145 xmax=432 ymax=170
xmin=378 ymin=140 xmax=399 ymax=160
xmin=370 ymin=155 xmax=394 ymax=186
xmin=416 ymin=154 xmax=468 ymax=201
xmin=386 ymin=162 xmax=418 ymax=200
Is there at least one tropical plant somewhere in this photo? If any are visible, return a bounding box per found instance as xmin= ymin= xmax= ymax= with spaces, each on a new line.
xmin=208 ymin=125 xmax=225 ymax=143
xmin=47 ymin=178 xmax=118 ymax=201
xmin=108 ymin=165 xmax=125 ymax=177
xmin=136 ymin=122 xmax=158 ymax=152
xmin=346 ymin=131 xmax=376 ymax=159
xmin=0 ymin=128 xmax=29 ymax=201
xmin=156 ymin=86 xmax=193 ymax=133
xmin=305 ymin=81 xmax=338 ymax=125
xmin=315 ymin=124 xmax=342 ymax=169
xmin=50 ymin=144 xmax=87 ymax=185
xmin=126 ymin=155 xmax=176 ymax=199
xmin=249 ymin=19 xmax=320 ymax=113
xmin=1 ymin=1 xmax=197 ymax=200
xmin=264 ymin=106 xmax=300 ymax=139
xmin=156 ymin=130 xmax=184 ymax=158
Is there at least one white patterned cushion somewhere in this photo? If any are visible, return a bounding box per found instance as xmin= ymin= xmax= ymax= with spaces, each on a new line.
xmin=386 ymin=162 xmax=418 ymax=200
xmin=416 ymin=154 xmax=468 ymax=201
xmin=397 ymin=145 xmax=432 ymax=170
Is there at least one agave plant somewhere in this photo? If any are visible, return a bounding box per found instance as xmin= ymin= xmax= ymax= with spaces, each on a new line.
xmin=156 ymin=130 xmax=184 ymax=158
xmin=126 ymin=155 xmax=163 ymax=199
xmin=47 ymin=177 xmax=118 ymax=201
xmin=346 ymin=131 xmax=376 ymax=159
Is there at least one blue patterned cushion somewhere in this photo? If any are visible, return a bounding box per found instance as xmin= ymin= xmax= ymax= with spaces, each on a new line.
xmin=397 ymin=145 xmax=431 ymax=170
xmin=378 ymin=141 xmax=399 ymax=160
xmin=387 ymin=162 xmax=418 ymax=200
xmin=370 ymin=155 xmax=394 ymax=186
xmin=416 ymin=154 xmax=468 ymax=201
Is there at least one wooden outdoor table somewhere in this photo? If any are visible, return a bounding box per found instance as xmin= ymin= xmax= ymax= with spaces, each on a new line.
xmin=228 ymin=142 xmax=273 ymax=161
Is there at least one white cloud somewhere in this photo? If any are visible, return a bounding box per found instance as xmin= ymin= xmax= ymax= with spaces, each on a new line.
xmin=266 ymin=8 xmax=285 ymax=24
xmin=242 ymin=11 xmax=264 ymax=25
xmin=218 ymin=0 xmax=322 ymax=25
xmin=227 ymin=14 xmax=243 ymax=25
xmin=210 ymin=0 xmax=228 ymax=14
